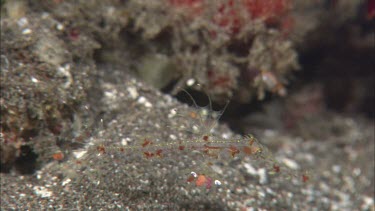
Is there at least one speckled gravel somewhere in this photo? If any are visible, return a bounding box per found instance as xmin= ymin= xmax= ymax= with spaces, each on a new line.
xmin=1 ymin=73 xmax=374 ymax=210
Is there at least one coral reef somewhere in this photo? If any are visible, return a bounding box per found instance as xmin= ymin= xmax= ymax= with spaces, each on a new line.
xmin=124 ymin=0 xmax=299 ymax=101
xmin=3 ymin=0 xmax=362 ymax=104
xmin=20 ymin=0 xmax=300 ymax=102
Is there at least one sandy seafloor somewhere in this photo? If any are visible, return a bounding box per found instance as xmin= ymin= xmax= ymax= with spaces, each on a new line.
xmin=1 ymin=70 xmax=374 ymax=210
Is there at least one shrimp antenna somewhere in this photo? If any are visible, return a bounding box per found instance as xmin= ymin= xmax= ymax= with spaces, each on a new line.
xmin=195 ymin=83 xmax=230 ymax=115
xmin=178 ymin=87 xmax=199 ymax=108
xmin=221 ymin=99 xmax=230 ymax=115
xmin=202 ymin=89 xmax=213 ymax=113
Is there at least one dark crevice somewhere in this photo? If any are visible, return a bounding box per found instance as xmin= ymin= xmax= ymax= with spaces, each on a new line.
xmin=14 ymin=145 xmax=38 ymax=175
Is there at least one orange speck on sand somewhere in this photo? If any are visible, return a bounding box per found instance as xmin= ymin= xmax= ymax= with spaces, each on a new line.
xmin=273 ymin=164 xmax=280 ymax=173
xmin=143 ymin=151 xmax=154 ymax=159
xmin=156 ymin=149 xmax=163 ymax=157
xmin=97 ymin=145 xmax=106 ymax=154
xmin=195 ymin=174 xmax=208 ymax=187
xmin=203 ymin=135 xmax=209 ymax=141
xmin=189 ymin=111 xmax=198 ymax=119
xmin=52 ymin=152 xmax=64 ymax=161
xmin=229 ymin=145 xmax=240 ymax=157
xmin=243 ymin=146 xmax=253 ymax=155
xmin=302 ymin=174 xmax=309 ymax=183
xmin=142 ymin=139 xmax=153 ymax=147
xmin=243 ymin=145 xmax=262 ymax=155
xmin=187 ymin=174 xmax=196 ymax=183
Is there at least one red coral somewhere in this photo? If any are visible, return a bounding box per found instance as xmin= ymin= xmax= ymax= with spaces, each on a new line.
xmin=214 ymin=0 xmax=243 ymax=35
xmin=168 ymin=0 xmax=293 ymax=35
xmin=243 ymin=0 xmax=291 ymax=24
